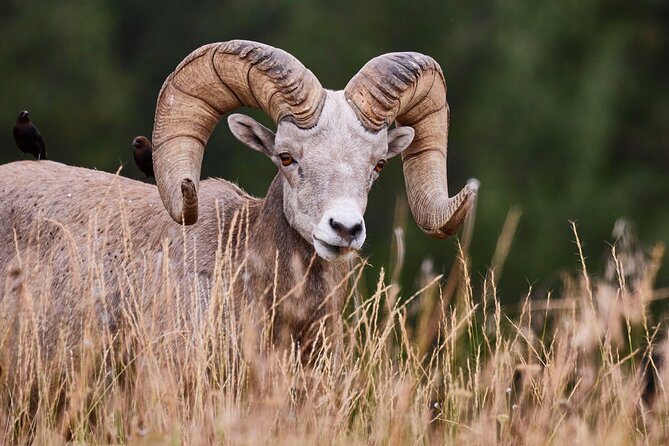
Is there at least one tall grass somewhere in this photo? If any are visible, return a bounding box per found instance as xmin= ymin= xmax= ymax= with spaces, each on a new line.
xmin=0 ymin=203 xmax=666 ymax=445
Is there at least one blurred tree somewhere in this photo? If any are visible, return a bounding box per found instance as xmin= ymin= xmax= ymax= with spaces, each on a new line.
xmin=0 ymin=0 xmax=137 ymax=169
xmin=450 ymin=0 xmax=669 ymax=296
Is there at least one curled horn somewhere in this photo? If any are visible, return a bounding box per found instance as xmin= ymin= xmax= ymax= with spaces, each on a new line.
xmin=345 ymin=52 xmax=477 ymax=238
xmin=152 ymin=40 xmax=326 ymax=224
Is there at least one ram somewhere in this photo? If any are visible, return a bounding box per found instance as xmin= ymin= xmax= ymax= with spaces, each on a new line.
xmin=0 ymin=40 xmax=476 ymax=359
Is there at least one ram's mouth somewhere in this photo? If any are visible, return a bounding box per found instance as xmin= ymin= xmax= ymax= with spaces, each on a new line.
xmin=313 ymin=236 xmax=355 ymax=261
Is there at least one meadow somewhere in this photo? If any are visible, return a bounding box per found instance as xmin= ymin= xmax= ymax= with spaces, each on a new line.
xmin=0 ymin=201 xmax=666 ymax=445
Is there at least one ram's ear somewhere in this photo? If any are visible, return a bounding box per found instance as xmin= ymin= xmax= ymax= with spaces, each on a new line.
xmin=228 ymin=113 xmax=276 ymax=156
xmin=386 ymin=126 xmax=415 ymax=158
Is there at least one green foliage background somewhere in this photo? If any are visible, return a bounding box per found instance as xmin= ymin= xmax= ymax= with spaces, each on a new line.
xmin=0 ymin=0 xmax=666 ymax=300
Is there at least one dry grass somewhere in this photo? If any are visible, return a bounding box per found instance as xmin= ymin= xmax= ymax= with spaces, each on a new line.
xmin=0 ymin=205 xmax=667 ymax=445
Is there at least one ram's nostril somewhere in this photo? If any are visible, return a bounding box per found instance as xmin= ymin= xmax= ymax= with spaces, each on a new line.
xmin=330 ymin=218 xmax=343 ymax=231
xmin=350 ymin=223 xmax=363 ymax=237
xmin=329 ymin=217 xmax=363 ymax=241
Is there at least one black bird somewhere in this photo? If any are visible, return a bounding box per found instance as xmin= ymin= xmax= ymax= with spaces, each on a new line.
xmin=132 ymin=136 xmax=154 ymax=179
xmin=13 ymin=111 xmax=47 ymax=160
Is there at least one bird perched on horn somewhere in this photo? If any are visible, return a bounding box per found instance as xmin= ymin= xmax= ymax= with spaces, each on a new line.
xmin=132 ymin=135 xmax=154 ymax=179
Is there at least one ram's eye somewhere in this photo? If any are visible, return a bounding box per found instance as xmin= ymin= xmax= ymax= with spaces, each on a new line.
xmin=278 ymin=153 xmax=294 ymax=167
xmin=374 ymin=159 xmax=386 ymax=173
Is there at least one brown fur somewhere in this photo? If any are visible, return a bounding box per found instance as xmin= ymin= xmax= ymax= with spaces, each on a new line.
xmin=0 ymin=161 xmax=347 ymax=362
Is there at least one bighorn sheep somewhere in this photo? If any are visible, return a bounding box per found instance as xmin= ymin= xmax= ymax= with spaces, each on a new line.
xmin=0 ymin=40 xmax=476 ymax=355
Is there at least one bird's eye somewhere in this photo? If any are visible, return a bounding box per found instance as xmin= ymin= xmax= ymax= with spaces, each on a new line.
xmin=374 ymin=159 xmax=386 ymax=173
xmin=278 ymin=153 xmax=295 ymax=167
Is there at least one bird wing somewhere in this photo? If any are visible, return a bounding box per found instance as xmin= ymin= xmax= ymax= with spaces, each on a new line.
xmin=36 ymin=130 xmax=47 ymax=159
xmin=36 ymin=132 xmax=46 ymax=150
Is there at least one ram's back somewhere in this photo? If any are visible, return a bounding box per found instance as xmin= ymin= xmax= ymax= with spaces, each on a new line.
xmin=0 ymin=161 xmax=256 ymax=358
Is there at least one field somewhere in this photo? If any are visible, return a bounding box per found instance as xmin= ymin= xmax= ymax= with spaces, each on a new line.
xmin=1 ymin=207 xmax=667 ymax=445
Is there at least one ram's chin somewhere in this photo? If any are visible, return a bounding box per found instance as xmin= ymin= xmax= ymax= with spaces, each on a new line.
xmin=313 ymin=237 xmax=356 ymax=262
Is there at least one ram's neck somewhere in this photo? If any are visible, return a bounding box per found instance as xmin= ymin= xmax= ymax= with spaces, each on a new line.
xmin=252 ymin=174 xmax=313 ymax=263
xmin=248 ymin=174 xmax=348 ymax=348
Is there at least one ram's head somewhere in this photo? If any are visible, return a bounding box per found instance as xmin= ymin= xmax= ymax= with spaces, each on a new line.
xmin=152 ymin=41 xmax=477 ymax=261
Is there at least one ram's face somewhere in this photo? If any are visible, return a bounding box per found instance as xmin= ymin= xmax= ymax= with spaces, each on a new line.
xmin=228 ymin=91 xmax=414 ymax=261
